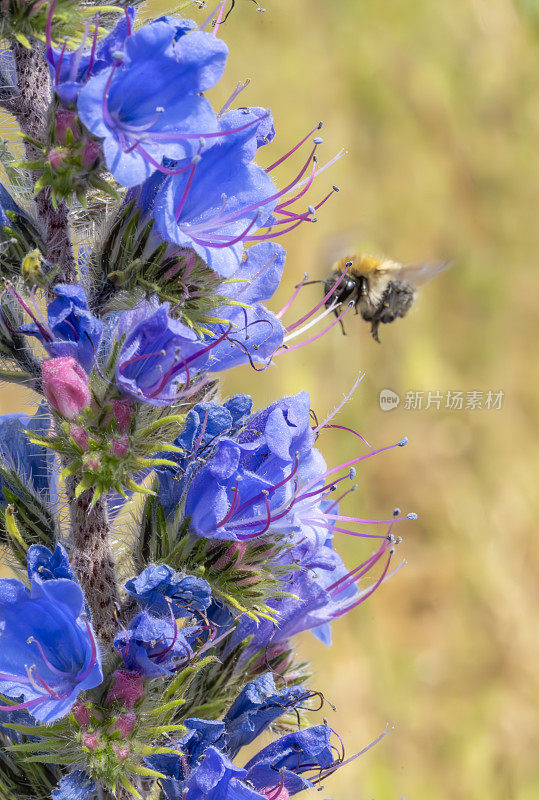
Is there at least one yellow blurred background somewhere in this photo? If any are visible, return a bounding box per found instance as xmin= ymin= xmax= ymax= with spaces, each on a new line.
xmin=2 ymin=0 xmax=539 ymax=797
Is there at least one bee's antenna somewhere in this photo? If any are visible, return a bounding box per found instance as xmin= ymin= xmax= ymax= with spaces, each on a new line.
xmin=296 ymin=279 xmax=327 ymax=287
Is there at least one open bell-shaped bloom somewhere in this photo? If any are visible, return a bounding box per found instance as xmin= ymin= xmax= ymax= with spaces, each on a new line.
xmin=0 ymin=576 xmax=102 ymax=723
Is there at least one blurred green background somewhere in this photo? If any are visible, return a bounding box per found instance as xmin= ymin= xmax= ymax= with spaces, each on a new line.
xmin=3 ymin=0 xmax=539 ymax=797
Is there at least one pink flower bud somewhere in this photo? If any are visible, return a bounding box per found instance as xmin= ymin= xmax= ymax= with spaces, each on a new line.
xmin=48 ymin=149 xmax=66 ymax=171
xmin=82 ymin=140 xmax=102 ymax=170
xmin=112 ymin=742 xmax=131 ymax=761
xmin=81 ymin=731 xmax=100 ymax=752
xmin=112 ymin=399 xmax=133 ymax=433
xmin=71 ymin=700 xmax=92 ymax=727
xmin=55 ymin=110 xmax=80 ymax=145
xmin=110 ymin=711 xmax=137 ymax=738
xmin=106 ymin=670 xmax=144 ymax=709
xmin=111 ymin=435 xmax=129 ymax=458
xmin=42 ymin=357 xmax=91 ymax=420
xmin=70 ymin=424 xmax=89 ymax=450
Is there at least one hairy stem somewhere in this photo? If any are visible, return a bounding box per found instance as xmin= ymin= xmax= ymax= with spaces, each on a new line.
xmin=9 ymin=42 xmax=77 ymax=282
xmin=67 ymin=480 xmax=120 ymax=648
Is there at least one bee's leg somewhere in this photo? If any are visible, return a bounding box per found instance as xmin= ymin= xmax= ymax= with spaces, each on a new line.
xmin=339 ymin=318 xmax=347 ymax=335
xmin=370 ymin=321 xmax=381 ymax=343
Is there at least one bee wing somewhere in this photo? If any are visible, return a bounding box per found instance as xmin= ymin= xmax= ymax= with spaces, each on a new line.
xmin=396 ymin=260 xmax=453 ymax=287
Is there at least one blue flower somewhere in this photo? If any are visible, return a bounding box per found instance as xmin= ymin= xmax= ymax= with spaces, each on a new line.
xmin=245 ymin=724 xmax=335 ymax=796
xmin=115 ymin=300 xmax=213 ymax=405
xmin=26 ymin=542 xmax=76 ymax=583
xmin=157 ymin=394 xmax=253 ymax=515
xmin=182 ymin=746 xmax=262 ymax=800
xmin=114 ymin=611 xmax=198 ymax=677
xmin=204 ymin=242 xmax=286 ymax=372
xmin=0 ymin=182 xmax=25 ymax=228
xmin=184 ymin=391 xmax=320 ymax=539
xmin=148 ymin=108 xmax=277 ymax=277
xmin=0 ymin=403 xmax=57 ymax=504
xmin=77 ymin=19 xmax=228 ymax=187
xmin=0 ymin=576 xmax=103 ymax=723
xmin=47 ymin=9 xmax=135 ymax=105
xmin=125 ymin=564 xmax=211 ymax=618
xmin=228 ymin=536 xmax=359 ymax=656
xmin=52 ymin=770 xmax=96 ymax=800
xmin=224 ymin=673 xmax=311 ymax=758
xmin=20 ymin=284 xmax=103 ymax=372
xmin=146 ymin=718 xmax=226 ymax=800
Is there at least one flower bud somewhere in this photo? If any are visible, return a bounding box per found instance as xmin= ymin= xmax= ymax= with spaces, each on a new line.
xmin=110 ymin=711 xmax=137 ymax=738
xmin=112 ymin=742 xmax=131 ymax=761
xmin=112 ymin=399 xmax=133 ymax=433
xmin=106 ymin=669 xmax=144 ymax=709
xmin=71 ymin=700 xmax=92 ymax=727
xmin=42 ymin=357 xmax=91 ymax=420
xmin=111 ymin=435 xmax=129 ymax=458
xmin=48 ymin=149 xmax=67 ymax=171
xmin=81 ymin=731 xmax=100 ymax=752
xmin=81 ymin=140 xmax=102 ymax=170
xmin=70 ymin=424 xmax=89 ymax=450
xmin=54 ymin=110 xmax=81 ymax=146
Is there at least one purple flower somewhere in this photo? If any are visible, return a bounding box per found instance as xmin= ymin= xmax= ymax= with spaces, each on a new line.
xmin=47 ymin=9 xmax=135 ymax=105
xmin=77 ymin=18 xmax=228 ymax=186
xmin=114 ymin=611 xmax=197 ymax=677
xmin=0 ymin=403 xmax=56 ymax=504
xmin=184 ymin=392 xmax=320 ymax=540
xmin=146 ymin=718 xmax=226 ymax=800
xmin=0 ymin=181 xmax=25 ymax=228
xmin=157 ymin=394 xmax=252 ymax=515
xmin=0 ymin=576 xmax=102 ymax=722
xmin=20 ymin=284 xmax=102 ymax=372
xmin=115 ymin=300 xmax=216 ymax=406
xmin=148 ymin=109 xmax=276 ymax=277
xmin=245 ymin=724 xmax=335 ymax=796
xmin=125 ymin=564 xmax=211 ymax=618
xmin=182 ymin=746 xmax=262 ymax=800
xmin=52 ymin=770 xmax=96 ymax=800
xmin=224 ymin=673 xmax=310 ymax=757
xmin=204 ymin=242 xmax=286 ymax=372
xmin=26 ymin=542 xmax=77 ymax=583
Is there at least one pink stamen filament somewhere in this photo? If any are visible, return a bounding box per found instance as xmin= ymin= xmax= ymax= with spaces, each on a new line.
xmin=302 ymin=520 xmax=390 ymax=540
xmin=283 ymin=302 xmax=340 ymax=343
xmin=232 ymin=453 xmax=300 ymax=520
xmin=45 ymin=0 xmax=58 ymax=57
xmin=213 ymin=0 xmax=227 ymax=35
xmin=277 ymin=302 xmax=353 ymax=356
xmin=285 ymin=262 xmax=351 ymax=333
xmin=75 ymin=620 xmax=99 ymax=683
xmin=27 ymin=666 xmax=64 ymax=700
xmin=124 ymin=7 xmax=132 ymax=36
xmin=175 ymin=156 xmax=202 ymax=221
xmin=328 ymin=542 xmax=391 ymax=594
xmin=266 ymin=122 xmax=323 ymax=172
xmin=54 ymin=41 xmax=67 ymax=86
xmin=276 ymin=273 xmax=309 ymax=320
xmin=86 ymin=19 xmax=99 ymax=82
xmin=215 ymin=479 xmax=241 ymax=528
xmin=218 ymin=79 xmax=250 ymax=117
xmin=7 ymin=286 xmax=53 ymax=342
xmin=28 ymin=637 xmax=71 ymax=678
xmin=333 ymin=553 xmax=395 ymax=617
xmin=316 ymin=423 xmax=373 ymax=450
xmin=300 ymin=441 xmax=406 ymax=497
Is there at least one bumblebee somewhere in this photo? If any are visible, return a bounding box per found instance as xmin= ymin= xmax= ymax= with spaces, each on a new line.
xmin=322 ymin=253 xmax=450 ymax=341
